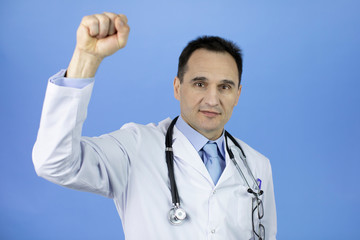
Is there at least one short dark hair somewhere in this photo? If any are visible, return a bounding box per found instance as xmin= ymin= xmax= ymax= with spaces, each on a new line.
xmin=177 ymin=36 xmax=243 ymax=86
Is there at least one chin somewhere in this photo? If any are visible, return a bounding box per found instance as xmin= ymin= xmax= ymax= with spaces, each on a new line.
xmin=201 ymin=124 xmax=222 ymax=134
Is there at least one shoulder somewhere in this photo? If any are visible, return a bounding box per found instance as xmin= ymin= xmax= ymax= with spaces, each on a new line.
xmin=87 ymin=118 xmax=172 ymax=159
xmin=106 ymin=118 xmax=172 ymax=145
xmin=118 ymin=117 xmax=172 ymax=135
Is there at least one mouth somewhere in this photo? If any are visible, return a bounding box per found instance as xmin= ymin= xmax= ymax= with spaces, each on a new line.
xmin=199 ymin=110 xmax=221 ymax=118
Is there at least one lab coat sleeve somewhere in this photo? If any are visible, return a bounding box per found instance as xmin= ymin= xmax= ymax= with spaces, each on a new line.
xmin=32 ymin=78 xmax=130 ymax=199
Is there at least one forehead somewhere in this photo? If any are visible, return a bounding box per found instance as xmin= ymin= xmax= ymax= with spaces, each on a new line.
xmin=185 ymin=49 xmax=239 ymax=81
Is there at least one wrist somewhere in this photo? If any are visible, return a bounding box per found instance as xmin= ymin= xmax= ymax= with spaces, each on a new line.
xmin=66 ymin=48 xmax=103 ymax=78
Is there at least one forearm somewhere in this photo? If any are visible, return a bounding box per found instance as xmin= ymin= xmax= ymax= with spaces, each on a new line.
xmin=32 ymin=12 xmax=131 ymax=197
xmin=66 ymin=48 xmax=102 ymax=78
xmin=32 ymin=72 xmax=131 ymax=198
xmin=32 ymin=78 xmax=94 ymax=181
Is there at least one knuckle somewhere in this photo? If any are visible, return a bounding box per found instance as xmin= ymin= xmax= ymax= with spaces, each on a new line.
xmin=83 ymin=16 xmax=98 ymax=27
xmin=97 ymin=13 xmax=109 ymax=22
xmin=82 ymin=15 xmax=90 ymax=21
xmin=81 ymin=15 xmax=91 ymax=25
xmin=103 ymin=12 xmax=117 ymax=18
xmin=118 ymin=14 xmax=128 ymax=23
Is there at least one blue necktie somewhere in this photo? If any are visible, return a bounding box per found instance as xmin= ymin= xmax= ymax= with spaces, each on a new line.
xmin=202 ymin=142 xmax=222 ymax=184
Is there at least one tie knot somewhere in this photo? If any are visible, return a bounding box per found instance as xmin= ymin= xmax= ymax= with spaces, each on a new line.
xmin=203 ymin=142 xmax=218 ymax=158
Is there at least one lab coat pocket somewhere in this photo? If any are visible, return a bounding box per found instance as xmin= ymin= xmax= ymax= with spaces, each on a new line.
xmin=234 ymin=185 xmax=253 ymax=231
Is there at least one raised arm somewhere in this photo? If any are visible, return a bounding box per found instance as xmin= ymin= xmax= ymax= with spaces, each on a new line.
xmin=32 ymin=13 xmax=132 ymax=198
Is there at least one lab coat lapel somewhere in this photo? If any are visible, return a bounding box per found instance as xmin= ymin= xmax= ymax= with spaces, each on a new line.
xmin=170 ymin=124 xmax=248 ymax=187
xmin=216 ymin=140 xmax=235 ymax=185
xmin=172 ymin=126 xmax=214 ymax=184
xmin=219 ymin=140 xmax=252 ymax=188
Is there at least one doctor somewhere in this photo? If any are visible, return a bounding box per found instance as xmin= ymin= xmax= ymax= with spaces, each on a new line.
xmin=33 ymin=12 xmax=277 ymax=240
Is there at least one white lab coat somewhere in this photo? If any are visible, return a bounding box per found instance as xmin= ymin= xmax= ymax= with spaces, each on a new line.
xmin=33 ymin=80 xmax=277 ymax=240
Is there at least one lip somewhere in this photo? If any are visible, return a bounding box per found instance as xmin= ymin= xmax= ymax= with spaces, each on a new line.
xmin=200 ymin=110 xmax=220 ymax=118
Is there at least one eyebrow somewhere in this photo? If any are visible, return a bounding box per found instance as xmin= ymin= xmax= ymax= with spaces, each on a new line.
xmin=221 ymin=79 xmax=236 ymax=87
xmin=191 ymin=76 xmax=208 ymax=82
xmin=191 ymin=76 xmax=236 ymax=87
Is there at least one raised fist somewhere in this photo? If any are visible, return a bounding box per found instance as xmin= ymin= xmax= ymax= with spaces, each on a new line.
xmin=76 ymin=12 xmax=130 ymax=59
xmin=67 ymin=12 xmax=130 ymax=78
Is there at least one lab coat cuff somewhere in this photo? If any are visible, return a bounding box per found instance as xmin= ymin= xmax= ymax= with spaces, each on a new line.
xmin=49 ymin=69 xmax=95 ymax=89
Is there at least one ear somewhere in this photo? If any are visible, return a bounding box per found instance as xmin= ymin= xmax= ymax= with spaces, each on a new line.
xmin=174 ymin=76 xmax=181 ymax=101
xmin=234 ymin=85 xmax=242 ymax=106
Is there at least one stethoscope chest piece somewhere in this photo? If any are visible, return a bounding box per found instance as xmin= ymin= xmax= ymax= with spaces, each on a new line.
xmin=169 ymin=206 xmax=187 ymax=225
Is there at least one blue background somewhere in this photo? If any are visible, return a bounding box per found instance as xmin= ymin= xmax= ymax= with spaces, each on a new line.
xmin=1 ymin=0 xmax=359 ymax=239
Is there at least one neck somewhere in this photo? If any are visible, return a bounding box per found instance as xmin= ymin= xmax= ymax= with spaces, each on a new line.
xmin=181 ymin=115 xmax=223 ymax=140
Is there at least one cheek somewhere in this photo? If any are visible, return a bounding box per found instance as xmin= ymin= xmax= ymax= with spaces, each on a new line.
xmin=223 ymin=98 xmax=238 ymax=112
xmin=183 ymin=98 xmax=198 ymax=111
xmin=183 ymin=91 xmax=202 ymax=105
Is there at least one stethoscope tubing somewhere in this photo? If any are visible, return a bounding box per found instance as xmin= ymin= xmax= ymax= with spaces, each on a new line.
xmin=225 ymin=131 xmax=263 ymax=196
xmin=165 ymin=117 xmax=263 ymax=224
xmin=165 ymin=116 xmax=180 ymax=206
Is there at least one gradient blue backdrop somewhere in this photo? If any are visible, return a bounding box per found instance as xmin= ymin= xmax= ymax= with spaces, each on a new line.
xmin=1 ymin=0 xmax=359 ymax=239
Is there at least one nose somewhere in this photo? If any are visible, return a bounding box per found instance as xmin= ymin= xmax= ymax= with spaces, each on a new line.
xmin=203 ymin=86 xmax=220 ymax=107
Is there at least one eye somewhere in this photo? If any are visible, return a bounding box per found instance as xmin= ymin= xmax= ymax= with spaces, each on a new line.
xmin=194 ymin=82 xmax=205 ymax=88
xmin=221 ymin=84 xmax=232 ymax=90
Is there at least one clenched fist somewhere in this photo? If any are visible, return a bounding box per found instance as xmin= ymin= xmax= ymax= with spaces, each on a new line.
xmin=67 ymin=12 xmax=130 ymax=78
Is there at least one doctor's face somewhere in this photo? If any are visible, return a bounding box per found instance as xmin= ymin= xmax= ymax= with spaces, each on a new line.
xmin=174 ymin=49 xmax=241 ymax=140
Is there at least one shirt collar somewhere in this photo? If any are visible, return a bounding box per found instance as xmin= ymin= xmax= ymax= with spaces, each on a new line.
xmin=175 ymin=116 xmax=225 ymax=159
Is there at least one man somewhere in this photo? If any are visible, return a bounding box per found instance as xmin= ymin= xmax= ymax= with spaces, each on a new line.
xmin=33 ymin=12 xmax=277 ymax=240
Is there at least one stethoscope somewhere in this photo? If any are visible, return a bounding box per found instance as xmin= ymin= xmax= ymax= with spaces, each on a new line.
xmin=165 ymin=116 xmax=264 ymax=225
